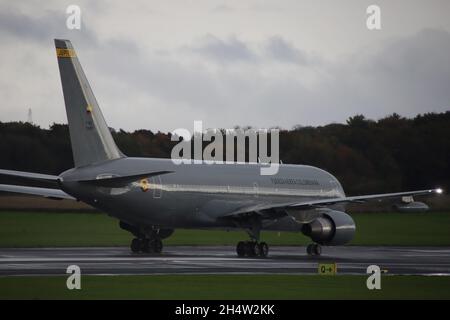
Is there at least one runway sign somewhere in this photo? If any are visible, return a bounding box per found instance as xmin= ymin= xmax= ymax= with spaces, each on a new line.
xmin=318 ymin=263 xmax=337 ymax=275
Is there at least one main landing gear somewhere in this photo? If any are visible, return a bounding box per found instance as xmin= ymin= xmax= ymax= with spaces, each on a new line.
xmin=236 ymin=241 xmax=269 ymax=258
xmin=130 ymin=237 xmax=163 ymax=254
xmin=235 ymin=217 xmax=269 ymax=258
xmin=120 ymin=221 xmax=165 ymax=254
xmin=306 ymin=243 xmax=322 ymax=256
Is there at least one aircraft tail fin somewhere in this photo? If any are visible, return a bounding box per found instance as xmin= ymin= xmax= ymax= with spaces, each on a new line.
xmin=54 ymin=39 xmax=124 ymax=167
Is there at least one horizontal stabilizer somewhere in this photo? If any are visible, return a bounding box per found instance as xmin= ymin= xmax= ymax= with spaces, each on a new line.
xmin=0 ymin=169 xmax=59 ymax=182
xmin=0 ymin=169 xmax=59 ymax=188
xmin=78 ymin=171 xmax=173 ymax=187
xmin=0 ymin=184 xmax=74 ymax=200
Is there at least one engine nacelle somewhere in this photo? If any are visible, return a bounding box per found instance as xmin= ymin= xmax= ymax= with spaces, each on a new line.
xmin=302 ymin=210 xmax=356 ymax=245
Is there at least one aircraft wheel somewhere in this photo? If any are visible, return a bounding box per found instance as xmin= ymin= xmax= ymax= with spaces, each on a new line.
xmin=141 ymin=239 xmax=151 ymax=253
xmin=306 ymin=244 xmax=313 ymax=256
xmin=152 ymin=238 xmax=163 ymax=253
xmin=258 ymin=242 xmax=269 ymax=257
xmin=130 ymin=238 xmax=141 ymax=253
xmin=313 ymin=244 xmax=322 ymax=256
xmin=236 ymin=241 xmax=246 ymax=257
xmin=307 ymin=243 xmax=322 ymax=256
xmin=245 ymin=241 xmax=258 ymax=257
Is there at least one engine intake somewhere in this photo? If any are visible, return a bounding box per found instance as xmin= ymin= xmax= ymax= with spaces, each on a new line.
xmin=302 ymin=210 xmax=355 ymax=245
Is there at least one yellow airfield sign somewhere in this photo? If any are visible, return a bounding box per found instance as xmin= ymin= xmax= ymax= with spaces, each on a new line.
xmin=318 ymin=263 xmax=337 ymax=275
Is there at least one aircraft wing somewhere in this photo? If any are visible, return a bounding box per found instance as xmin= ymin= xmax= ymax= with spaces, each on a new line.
xmin=225 ymin=188 xmax=443 ymax=219
xmin=0 ymin=184 xmax=74 ymax=200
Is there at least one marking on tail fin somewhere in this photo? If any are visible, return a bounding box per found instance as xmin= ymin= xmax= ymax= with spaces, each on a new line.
xmin=56 ymin=48 xmax=76 ymax=58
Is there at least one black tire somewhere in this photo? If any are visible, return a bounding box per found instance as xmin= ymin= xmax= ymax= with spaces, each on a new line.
xmin=236 ymin=241 xmax=246 ymax=257
xmin=141 ymin=239 xmax=151 ymax=253
xmin=152 ymin=239 xmax=163 ymax=253
xmin=306 ymin=244 xmax=313 ymax=256
xmin=130 ymin=238 xmax=141 ymax=253
xmin=313 ymin=244 xmax=322 ymax=256
xmin=259 ymin=242 xmax=269 ymax=257
xmin=245 ymin=241 xmax=257 ymax=257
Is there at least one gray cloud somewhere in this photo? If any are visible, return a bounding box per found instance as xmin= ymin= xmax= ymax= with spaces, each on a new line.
xmin=264 ymin=36 xmax=308 ymax=64
xmin=0 ymin=4 xmax=97 ymax=47
xmin=189 ymin=35 xmax=257 ymax=63
xmin=211 ymin=4 xmax=234 ymax=13
xmin=0 ymin=1 xmax=449 ymax=133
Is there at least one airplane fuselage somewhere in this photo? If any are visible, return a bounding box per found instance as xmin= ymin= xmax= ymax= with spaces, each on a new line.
xmin=59 ymin=157 xmax=346 ymax=232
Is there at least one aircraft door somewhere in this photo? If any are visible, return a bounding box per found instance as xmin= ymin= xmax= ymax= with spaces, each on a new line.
xmin=151 ymin=176 xmax=162 ymax=199
xmin=253 ymin=182 xmax=259 ymax=197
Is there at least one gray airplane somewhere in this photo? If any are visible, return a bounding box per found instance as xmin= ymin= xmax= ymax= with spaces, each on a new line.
xmin=0 ymin=40 xmax=443 ymax=257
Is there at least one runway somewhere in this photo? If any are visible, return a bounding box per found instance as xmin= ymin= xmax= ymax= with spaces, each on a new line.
xmin=1 ymin=246 xmax=450 ymax=276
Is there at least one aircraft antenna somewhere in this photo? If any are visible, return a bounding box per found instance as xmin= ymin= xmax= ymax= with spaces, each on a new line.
xmin=27 ymin=108 xmax=33 ymax=124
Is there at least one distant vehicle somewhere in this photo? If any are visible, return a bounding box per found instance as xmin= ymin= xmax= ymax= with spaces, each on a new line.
xmin=393 ymin=197 xmax=430 ymax=213
xmin=0 ymin=40 xmax=443 ymax=257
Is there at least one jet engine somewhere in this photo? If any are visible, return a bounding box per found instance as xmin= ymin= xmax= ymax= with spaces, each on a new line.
xmin=302 ymin=210 xmax=355 ymax=245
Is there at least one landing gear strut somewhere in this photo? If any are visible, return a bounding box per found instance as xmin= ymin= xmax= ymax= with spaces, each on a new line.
xmin=130 ymin=237 xmax=163 ymax=254
xmin=306 ymin=243 xmax=322 ymax=256
xmin=234 ymin=216 xmax=269 ymax=258
xmin=236 ymin=241 xmax=269 ymax=258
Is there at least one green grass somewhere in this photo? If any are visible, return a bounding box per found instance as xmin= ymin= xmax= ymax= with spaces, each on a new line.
xmin=0 ymin=275 xmax=449 ymax=299
xmin=0 ymin=211 xmax=449 ymax=247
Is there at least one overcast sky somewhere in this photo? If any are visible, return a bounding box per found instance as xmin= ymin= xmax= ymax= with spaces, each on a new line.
xmin=0 ymin=0 xmax=449 ymax=132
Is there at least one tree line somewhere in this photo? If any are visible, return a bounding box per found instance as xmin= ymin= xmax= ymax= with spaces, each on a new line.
xmin=0 ymin=112 xmax=449 ymax=195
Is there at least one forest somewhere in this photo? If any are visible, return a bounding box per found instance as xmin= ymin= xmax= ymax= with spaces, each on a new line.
xmin=0 ymin=112 xmax=449 ymax=196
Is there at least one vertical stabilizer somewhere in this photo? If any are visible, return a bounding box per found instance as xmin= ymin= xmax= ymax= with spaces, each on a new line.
xmin=55 ymin=39 xmax=123 ymax=167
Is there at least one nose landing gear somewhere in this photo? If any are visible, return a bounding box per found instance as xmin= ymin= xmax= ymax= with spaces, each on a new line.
xmin=306 ymin=243 xmax=322 ymax=256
